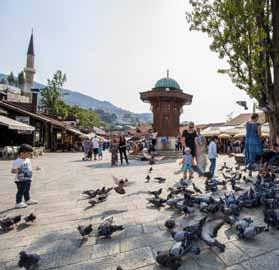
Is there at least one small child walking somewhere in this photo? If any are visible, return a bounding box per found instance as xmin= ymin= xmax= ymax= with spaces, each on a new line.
xmin=179 ymin=147 xmax=194 ymax=180
xmin=11 ymin=144 xmax=38 ymax=209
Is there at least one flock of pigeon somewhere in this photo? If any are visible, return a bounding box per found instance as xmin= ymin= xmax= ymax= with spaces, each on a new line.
xmin=147 ymin=162 xmax=279 ymax=269
xmin=1 ymin=159 xmax=279 ymax=270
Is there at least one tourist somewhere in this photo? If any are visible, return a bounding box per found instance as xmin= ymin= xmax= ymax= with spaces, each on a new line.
xmin=98 ymin=139 xmax=103 ymax=160
xmin=179 ymin=147 xmax=194 ymax=180
xmin=11 ymin=144 xmax=38 ymax=209
xmin=146 ymin=129 xmax=153 ymax=154
xmin=92 ymin=135 xmax=99 ymax=161
xmin=110 ymin=135 xmax=119 ymax=166
xmin=119 ymin=135 xmax=129 ymax=165
xmin=182 ymin=122 xmax=197 ymax=158
xmin=208 ymin=136 xmax=218 ymax=177
xmin=245 ymin=113 xmax=263 ymax=176
xmin=82 ymin=138 xmax=92 ymax=161
xmin=195 ymin=128 xmax=207 ymax=174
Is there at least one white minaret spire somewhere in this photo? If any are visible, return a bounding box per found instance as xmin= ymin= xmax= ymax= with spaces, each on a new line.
xmin=24 ymin=30 xmax=36 ymax=92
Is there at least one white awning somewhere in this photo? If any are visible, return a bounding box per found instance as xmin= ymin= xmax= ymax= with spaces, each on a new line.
xmin=0 ymin=115 xmax=35 ymax=131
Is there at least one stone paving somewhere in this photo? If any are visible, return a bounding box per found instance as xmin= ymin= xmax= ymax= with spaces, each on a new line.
xmin=1 ymin=152 xmax=279 ymax=270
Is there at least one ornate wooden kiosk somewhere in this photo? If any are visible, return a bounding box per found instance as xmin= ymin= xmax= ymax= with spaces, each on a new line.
xmin=140 ymin=72 xmax=193 ymax=150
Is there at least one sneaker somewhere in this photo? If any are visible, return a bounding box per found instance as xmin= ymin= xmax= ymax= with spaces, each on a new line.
xmin=15 ymin=202 xmax=28 ymax=209
xmin=26 ymin=199 xmax=38 ymax=205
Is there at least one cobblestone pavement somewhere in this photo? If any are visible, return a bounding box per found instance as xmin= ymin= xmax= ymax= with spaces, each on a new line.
xmin=1 ymin=152 xmax=279 ymax=270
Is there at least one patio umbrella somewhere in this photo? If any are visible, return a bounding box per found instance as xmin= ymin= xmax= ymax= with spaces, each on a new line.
xmin=234 ymin=133 xmax=245 ymax=138
xmin=218 ymin=133 xmax=231 ymax=139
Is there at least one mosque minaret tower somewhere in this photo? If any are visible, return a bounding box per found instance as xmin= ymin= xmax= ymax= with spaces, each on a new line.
xmin=24 ymin=30 xmax=36 ymax=92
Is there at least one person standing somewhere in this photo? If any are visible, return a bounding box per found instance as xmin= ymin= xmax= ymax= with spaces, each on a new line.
xmin=208 ymin=136 xmax=218 ymax=177
xmin=119 ymin=135 xmax=129 ymax=165
xmin=98 ymin=139 xmax=103 ymax=160
xmin=110 ymin=135 xmax=119 ymax=166
xmin=11 ymin=144 xmax=38 ymax=208
xmin=92 ymin=136 xmax=99 ymax=161
xmin=245 ymin=113 xmax=263 ymax=176
xmin=182 ymin=122 xmax=197 ymax=158
xmin=195 ymin=128 xmax=207 ymax=174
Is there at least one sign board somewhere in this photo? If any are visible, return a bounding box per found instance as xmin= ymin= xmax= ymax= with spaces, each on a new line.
xmin=16 ymin=116 xmax=30 ymax=125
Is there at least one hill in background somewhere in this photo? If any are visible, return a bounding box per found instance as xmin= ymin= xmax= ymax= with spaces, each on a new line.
xmin=0 ymin=73 xmax=152 ymax=124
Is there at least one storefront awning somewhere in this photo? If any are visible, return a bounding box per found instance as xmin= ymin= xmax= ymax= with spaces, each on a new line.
xmin=0 ymin=115 xmax=35 ymax=131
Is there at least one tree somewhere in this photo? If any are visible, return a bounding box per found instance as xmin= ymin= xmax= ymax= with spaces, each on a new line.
xmin=68 ymin=105 xmax=100 ymax=129
xmin=17 ymin=71 xmax=25 ymax=90
xmin=40 ymin=70 xmax=67 ymax=116
xmin=7 ymin=72 xmax=15 ymax=85
xmin=186 ymin=0 xmax=279 ymax=143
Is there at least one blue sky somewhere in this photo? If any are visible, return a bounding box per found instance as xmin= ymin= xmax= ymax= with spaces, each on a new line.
xmin=0 ymin=0 xmax=254 ymax=123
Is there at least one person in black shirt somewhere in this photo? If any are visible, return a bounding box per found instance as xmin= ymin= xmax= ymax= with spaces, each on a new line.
xmin=119 ymin=135 xmax=129 ymax=165
xmin=182 ymin=122 xmax=197 ymax=158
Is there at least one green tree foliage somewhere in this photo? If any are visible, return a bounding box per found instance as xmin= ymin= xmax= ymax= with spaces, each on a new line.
xmin=17 ymin=71 xmax=25 ymax=89
xmin=7 ymin=72 xmax=15 ymax=85
xmin=186 ymin=0 xmax=279 ymax=140
xmin=40 ymin=70 xmax=67 ymax=116
xmin=68 ymin=105 xmax=100 ymax=129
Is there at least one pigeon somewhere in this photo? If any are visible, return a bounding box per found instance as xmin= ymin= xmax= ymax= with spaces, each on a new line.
xmin=24 ymin=213 xmax=36 ymax=223
xmin=169 ymin=240 xmax=200 ymax=257
xmin=145 ymin=175 xmax=151 ymax=183
xmin=236 ymin=100 xmax=248 ymax=110
xmin=192 ymin=183 xmax=202 ymax=194
xmin=156 ymin=250 xmax=182 ymax=270
xmin=219 ymin=162 xmax=230 ymax=171
xmin=18 ymin=251 xmax=40 ymax=270
xmin=112 ymin=176 xmax=129 ymax=187
xmin=148 ymin=188 xmax=162 ymax=197
xmin=201 ymin=218 xmax=225 ymax=252
xmin=237 ymin=224 xmax=265 ymax=239
xmin=149 ymin=167 xmax=153 ymax=173
xmin=113 ymin=178 xmax=126 ymax=194
xmin=83 ymin=189 xmax=99 ymax=198
xmin=222 ymin=173 xmax=231 ymax=180
xmin=77 ymin=224 xmax=93 ymax=240
xmin=97 ymin=224 xmax=124 ymax=238
xmin=114 ymin=186 xmax=126 ymax=194
xmin=243 ymin=176 xmax=253 ymax=184
xmin=116 ymin=266 xmax=124 ymax=270
xmin=231 ymin=183 xmax=244 ymax=192
xmin=97 ymin=194 xmax=109 ymax=202
xmin=225 ymin=167 xmax=233 ymax=173
xmin=154 ymin=177 xmax=167 ymax=183
xmin=147 ymin=197 xmax=167 ymax=208
xmin=165 ymin=219 xmax=176 ymax=230
xmin=88 ymin=199 xmax=97 ymax=207
xmin=0 ymin=215 xmax=21 ymax=232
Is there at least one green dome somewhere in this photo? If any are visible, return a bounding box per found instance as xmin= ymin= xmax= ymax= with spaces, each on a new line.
xmin=154 ymin=77 xmax=181 ymax=90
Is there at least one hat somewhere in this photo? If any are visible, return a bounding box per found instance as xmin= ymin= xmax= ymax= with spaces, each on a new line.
xmin=185 ymin=147 xmax=191 ymax=153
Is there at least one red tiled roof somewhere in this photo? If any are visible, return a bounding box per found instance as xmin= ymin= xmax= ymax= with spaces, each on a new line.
xmin=227 ymin=113 xmax=266 ymax=125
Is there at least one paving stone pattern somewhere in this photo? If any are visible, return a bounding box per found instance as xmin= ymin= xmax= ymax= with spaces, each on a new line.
xmin=1 ymin=152 xmax=279 ymax=270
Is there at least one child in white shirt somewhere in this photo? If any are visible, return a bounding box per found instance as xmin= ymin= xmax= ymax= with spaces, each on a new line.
xmin=11 ymin=144 xmax=38 ymax=209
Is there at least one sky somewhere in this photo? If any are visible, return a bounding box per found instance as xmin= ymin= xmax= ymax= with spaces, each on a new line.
xmin=0 ymin=0 xmax=255 ymax=124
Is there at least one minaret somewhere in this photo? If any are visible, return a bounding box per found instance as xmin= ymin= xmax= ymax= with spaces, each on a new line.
xmin=24 ymin=30 xmax=36 ymax=92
